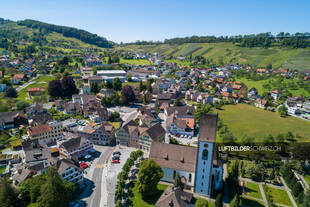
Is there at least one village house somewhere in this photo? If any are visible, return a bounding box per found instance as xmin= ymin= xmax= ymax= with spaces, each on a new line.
xmin=27 ymin=87 xmax=45 ymax=97
xmin=59 ymin=136 xmax=93 ymax=159
xmin=254 ymin=98 xmax=268 ymax=109
xmin=56 ymin=158 xmax=84 ymax=186
xmin=137 ymin=123 xmax=165 ymax=151
xmin=28 ymin=121 xmax=64 ymax=144
xmin=73 ymin=122 xmax=115 ymax=145
xmin=185 ymin=89 xmax=200 ymax=101
xmin=155 ymin=187 xmax=193 ymax=207
xmin=0 ymin=111 xmax=28 ymax=129
xmin=271 ymin=90 xmax=281 ymax=100
xmin=11 ymin=73 xmax=25 ymax=84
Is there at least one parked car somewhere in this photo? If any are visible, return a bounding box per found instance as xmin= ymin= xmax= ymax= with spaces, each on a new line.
xmin=112 ymin=155 xmax=120 ymax=160
xmin=176 ymin=134 xmax=180 ymax=137
xmin=80 ymin=162 xmax=88 ymax=169
xmin=112 ymin=159 xmax=120 ymax=164
xmin=113 ymin=151 xmax=121 ymax=156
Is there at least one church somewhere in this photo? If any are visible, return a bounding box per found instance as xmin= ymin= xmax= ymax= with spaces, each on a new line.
xmin=149 ymin=114 xmax=223 ymax=197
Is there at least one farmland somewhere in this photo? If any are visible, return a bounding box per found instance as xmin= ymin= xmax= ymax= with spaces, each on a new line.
xmin=216 ymin=104 xmax=310 ymax=142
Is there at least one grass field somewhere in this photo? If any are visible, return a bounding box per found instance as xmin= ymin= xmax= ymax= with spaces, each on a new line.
xmin=246 ymin=182 xmax=262 ymax=199
xmin=263 ymin=185 xmax=293 ymax=206
xmin=216 ymin=104 xmax=310 ymax=142
xmin=241 ymin=196 xmax=265 ymax=207
xmin=303 ymin=174 xmax=310 ymax=186
xmin=123 ymin=43 xmax=310 ymax=71
xmin=108 ymin=122 xmax=121 ymax=130
xmin=0 ymin=165 xmax=6 ymax=174
xmin=17 ymin=75 xmax=55 ymax=102
xmin=129 ymin=181 xmax=168 ymax=207
xmin=120 ymin=58 xmax=152 ymax=65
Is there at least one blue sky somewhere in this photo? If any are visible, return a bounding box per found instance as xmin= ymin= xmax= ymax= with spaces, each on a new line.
xmin=0 ymin=0 xmax=309 ymax=43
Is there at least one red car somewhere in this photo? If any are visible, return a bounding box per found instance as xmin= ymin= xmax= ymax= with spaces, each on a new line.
xmin=80 ymin=162 xmax=88 ymax=169
xmin=112 ymin=159 xmax=120 ymax=164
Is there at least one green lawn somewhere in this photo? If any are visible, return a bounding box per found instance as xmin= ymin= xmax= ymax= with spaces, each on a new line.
xmin=246 ymin=182 xmax=262 ymax=199
xmin=263 ymin=185 xmax=292 ymax=207
xmin=241 ymin=196 xmax=265 ymax=207
xmin=120 ymin=58 xmax=152 ymax=65
xmin=122 ymin=82 xmax=140 ymax=87
xmin=303 ymin=174 xmax=310 ymax=186
xmin=108 ymin=122 xmax=121 ymax=130
xmin=0 ymin=165 xmax=6 ymax=174
xmin=17 ymin=75 xmax=55 ymax=102
xmin=216 ymin=104 xmax=310 ymax=142
xmin=194 ymin=198 xmax=215 ymax=207
xmin=129 ymin=181 xmax=168 ymax=207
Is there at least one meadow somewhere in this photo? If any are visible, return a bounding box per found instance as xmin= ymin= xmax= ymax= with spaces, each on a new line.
xmin=216 ymin=104 xmax=310 ymax=142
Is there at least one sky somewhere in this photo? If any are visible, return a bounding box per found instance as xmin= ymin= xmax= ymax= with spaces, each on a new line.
xmin=0 ymin=0 xmax=309 ymax=43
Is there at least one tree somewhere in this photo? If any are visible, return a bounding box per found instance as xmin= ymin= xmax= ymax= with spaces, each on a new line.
xmin=174 ymin=173 xmax=183 ymax=189
xmin=195 ymin=198 xmax=208 ymax=207
xmin=90 ymin=82 xmax=100 ymax=94
xmin=229 ymin=195 xmax=241 ymax=207
xmin=48 ymin=80 xmax=63 ymax=97
xmin=139 ymin=80 xmax=146 ymax=92
xmin=121 ymin=85 xmax=135 ymax=104
xmin=112 ymin=78 xmax=122 ymax=91
xmin=173 ymin=97 xmax=183 ymax=106
xmin=137 ymin=159 xmax=163 ymax=197
xmin=215 ymin=193 xmax=223 ymax=207
xmin=126 ymin=74 xmax=132 ymax=82
xmin=109 ymin=112 xmax=120 ymax=122
xmin=37 ymin=167 xmax=75 ymax=207
xmin=278 ymin=105 xmax=288 ymax=117
xmin=61 ymin=76 xmax=78 ymax=98
xmin=4 ymin=87 xmax=17 ymax=98
xmin=16 ymin=100 xmax=30 ymax=111
xmin=0 ymin=178 xmax=23 ymax=207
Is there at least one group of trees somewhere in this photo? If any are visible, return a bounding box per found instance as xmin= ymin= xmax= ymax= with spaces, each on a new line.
xmin=115 ymin=150 xmax=143 ymax=207
xmin=162 ymin=33 xmax=310 ymax=48
xmin=18 ymin=19 xmax=113 ymax=48
xmin=48 ymin=76 xmax=78 ymax=98
xmin=0 ymin=167 xmax=75 ymax=207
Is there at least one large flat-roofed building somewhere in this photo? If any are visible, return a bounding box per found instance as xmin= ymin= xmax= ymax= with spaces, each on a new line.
xmin=97 ymin=70 xmax=127 ymax=77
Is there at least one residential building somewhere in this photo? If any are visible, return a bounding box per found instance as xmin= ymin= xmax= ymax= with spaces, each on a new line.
xmin=0 ymin=111 xmax=28 ymax=129
xmin=56 ymin=159 xmax=84 ymax=185
xmin=59 ymin=136 xmax=93 ymax=159
xmin=28 ymin=121 xmax=64 ymax=144
xmin=271 ymin=90 xmax=281 ymax=100
xmin=155 ymin=187 xmax=193 ymax=207
xmin=138 ymin=123 xmax=165 ymax=151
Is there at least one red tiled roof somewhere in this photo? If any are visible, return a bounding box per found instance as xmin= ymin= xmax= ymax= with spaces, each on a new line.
xmin=29 ymin=124 xmax=52 ymax=136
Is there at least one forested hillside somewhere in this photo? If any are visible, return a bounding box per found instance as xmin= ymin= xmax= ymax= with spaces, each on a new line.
xmin=18 ymin=19 xmax=113 ymax=48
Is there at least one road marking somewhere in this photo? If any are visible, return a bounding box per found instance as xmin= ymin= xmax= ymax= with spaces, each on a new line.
xmin=95 ymin=164 xmax=105 ymax=168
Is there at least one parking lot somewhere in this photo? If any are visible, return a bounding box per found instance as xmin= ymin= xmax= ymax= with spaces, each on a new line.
xmin=104 ymin=146 xmax=135 ymax=207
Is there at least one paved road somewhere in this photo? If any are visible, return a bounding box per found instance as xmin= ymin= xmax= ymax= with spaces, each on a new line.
xmin=84 ymin=146 xmax=114 ymax=207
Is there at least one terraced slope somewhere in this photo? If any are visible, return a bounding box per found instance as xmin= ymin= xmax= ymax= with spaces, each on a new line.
xmin=123 ymin=43 xmax=310 ymax=71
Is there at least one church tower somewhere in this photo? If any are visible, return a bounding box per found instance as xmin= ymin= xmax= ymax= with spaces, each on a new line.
xmin=194 ymin=114 xmax=218 ymax=196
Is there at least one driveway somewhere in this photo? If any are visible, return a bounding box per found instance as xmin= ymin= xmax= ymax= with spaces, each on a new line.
xmin=16 ymin=75 xmax=41 ymax=92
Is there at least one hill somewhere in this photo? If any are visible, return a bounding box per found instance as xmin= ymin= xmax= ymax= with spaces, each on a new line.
xmin=123 ymin=43 xmax=310 ymax=71
xmin=0 ymin=18 xmax=113 ymax=49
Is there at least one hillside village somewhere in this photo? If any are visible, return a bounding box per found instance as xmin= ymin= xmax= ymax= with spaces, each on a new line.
xmin=0 ymin=15 xmax=310 ymax=207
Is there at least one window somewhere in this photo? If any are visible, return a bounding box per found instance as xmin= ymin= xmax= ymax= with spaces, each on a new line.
xmin=204 ymin=143 xmax=208 ymax=148
xmin=173 ymin=170 xmax=176 ymax=179
xmin=202 ymin=149 xmax=208 ymax=160
xmin=189 ymin=173 xmax=192 ymax=182
xmin=201 ymin=182 xmax=204 ymax=186
xmin=202 ymin=175 xmax=204 ymax=179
